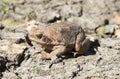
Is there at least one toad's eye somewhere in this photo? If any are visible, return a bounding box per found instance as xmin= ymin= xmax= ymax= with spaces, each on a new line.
xmin=41 ymin=36 xmax=52 ymax=43
xmin=36 ymin=34 xmax=43 ymax=39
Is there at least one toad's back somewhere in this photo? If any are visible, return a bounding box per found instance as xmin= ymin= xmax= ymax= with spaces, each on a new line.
xmin=44 ymin=22 xmax=85 ymax=45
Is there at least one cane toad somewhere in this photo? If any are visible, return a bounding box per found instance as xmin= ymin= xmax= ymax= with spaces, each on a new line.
xmin=27 ymin=21 xmax=90 ymax=59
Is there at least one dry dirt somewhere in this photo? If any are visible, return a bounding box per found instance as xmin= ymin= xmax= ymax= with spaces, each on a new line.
xmin=0 ymin=0 xmax=120 ymax=79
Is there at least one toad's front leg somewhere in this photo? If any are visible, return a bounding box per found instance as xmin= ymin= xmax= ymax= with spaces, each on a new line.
xmin=41 ymin=45 xmax=67 ymax=60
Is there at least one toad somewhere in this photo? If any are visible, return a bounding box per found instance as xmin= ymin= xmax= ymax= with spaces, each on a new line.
xmin=27 ymin=21 xmax=90 ymax=59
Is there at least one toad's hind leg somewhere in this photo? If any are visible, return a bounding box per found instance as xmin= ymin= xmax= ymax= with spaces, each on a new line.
xmin=75 ymin=38 xmax=90 ymax=55
xmin=75 ymin=32 xmax=90 ymax=55
xmin=80 ymin=38 xmax=90 ymax=54
xmin=41 ymin=46 xmax=67 ymax=59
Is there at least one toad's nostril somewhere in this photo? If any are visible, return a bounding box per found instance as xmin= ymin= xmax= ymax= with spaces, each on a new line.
xmin=36 ymin=34 xmax=43 ymax=39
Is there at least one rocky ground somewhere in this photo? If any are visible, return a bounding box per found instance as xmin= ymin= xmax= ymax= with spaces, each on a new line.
xmin=0 ymin=0 xmax=120 ymax=79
